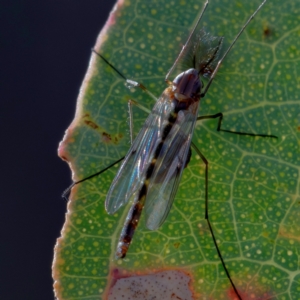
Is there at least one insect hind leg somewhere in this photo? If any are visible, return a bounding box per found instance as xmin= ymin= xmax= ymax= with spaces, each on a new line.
xmin=62 ymin=157 xmax=124 ymax=201
xmin=63 ymin=100 xmax=150 ymax=201
xmin=197 ymin=112 xmax=277 ymax=138
xmin=190 ymin=141 xmax=242 ymax=300
xmin=62 ymin=99 xmax=150 ymax=201
xmin=62 ymin=98 xmax=148 ymax=201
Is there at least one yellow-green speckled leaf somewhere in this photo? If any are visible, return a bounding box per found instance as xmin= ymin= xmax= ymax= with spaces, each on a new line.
xmin=53 ymin=0 xmax=300 ymax=299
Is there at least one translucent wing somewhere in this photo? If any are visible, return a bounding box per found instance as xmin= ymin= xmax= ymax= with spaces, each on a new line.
xmin=145 ymin=100 xmax=200 ymax=230
xmin=105 ymin=92 xmax=178 ymax=214
xmin=170 ymin=29 xmax=223 ymax=80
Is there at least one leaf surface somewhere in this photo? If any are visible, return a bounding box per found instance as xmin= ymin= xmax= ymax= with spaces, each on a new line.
xmin=53 ymin=0 xmax=300 ymax=299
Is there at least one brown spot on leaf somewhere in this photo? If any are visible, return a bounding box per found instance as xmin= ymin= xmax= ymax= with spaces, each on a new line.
xmin=263 ymin=25 xmax=273 ymax=38
xmin=81 ymin=111 xmax=123 ymax=145
xmin=264 ymin=27 xmax=270 ymax=36
xmin=171 ymin=293 xmax=183 ymax=299
xmin=84 ymin=119 xmax=99 ymax=129
xmin=173 ymin=242 xmax=181 ymax=249
xmin=102 ymin=132 xmax=112 ymax=142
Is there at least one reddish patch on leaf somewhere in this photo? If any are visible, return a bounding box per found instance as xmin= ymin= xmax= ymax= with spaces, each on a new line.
xmin=104 ymin=267 xmax=197 ymax=300
xmin=102 ymin=132 xmax=112 ymax=142
xmin=57 ymin=127 xmax=76 ymax=163
xmin=227 ymin=284 xmax=273 ymax=300
xmin=102 ymin=0 xmax=126 ymax=27
xmin=59 ymin=155 xmax=68 ymax=161
xmin=279 ymin=226 xmax=300 ymax=241
xmin=227 ymin=286 xmax=243 ymax=300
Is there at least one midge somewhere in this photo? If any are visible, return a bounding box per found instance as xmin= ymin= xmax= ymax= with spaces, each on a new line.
xmin=64 ymin=0 xmax=276 ymax=299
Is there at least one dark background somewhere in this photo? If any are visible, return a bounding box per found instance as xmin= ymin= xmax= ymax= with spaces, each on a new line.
xmin=1 ymin=1 xmax=114 ymax=299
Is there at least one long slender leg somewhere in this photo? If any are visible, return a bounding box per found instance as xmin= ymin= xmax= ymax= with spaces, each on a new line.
xmin=128 ymin=98 xmax=153 ymax=144
xmin=190 ymin=141 xmax=242 ymax=300
xmin=128 ymin=99 xmax=152 ymax=115
xmin=126 ymin=80 xmax=158 ymax=102
xmin=92 ymin=49 xmax=158 ymax=102
xmin=64 ymin=48 xmax=159 ymax=199
xmin=64 ymin=99 xmax=154 ymax=200
xmin=92 ymin=49 xmax=159 ymax=142
xmin=128 ymin=100 xmax=134 ymax=145
xmin=198 ymin=112 xmax=277 ymax=138
xmin=62 ymin=157 xmax=124 ymax=200
xmin=63 ymin=51 xmax=157 ymax=197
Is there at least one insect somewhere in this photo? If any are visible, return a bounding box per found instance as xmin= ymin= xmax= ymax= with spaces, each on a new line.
xmin=64 ymin=0 xmax=277 ymax=299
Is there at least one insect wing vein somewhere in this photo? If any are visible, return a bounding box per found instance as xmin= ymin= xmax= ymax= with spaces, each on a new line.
xmin=105 ymin=93 xmax=174 ymax=214
xmin=145 ymin=100 xmax=200 ymax=230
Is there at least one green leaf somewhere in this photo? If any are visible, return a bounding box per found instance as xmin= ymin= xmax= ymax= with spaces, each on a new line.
xmin=53 ymin=0 xmax=300 ymax=299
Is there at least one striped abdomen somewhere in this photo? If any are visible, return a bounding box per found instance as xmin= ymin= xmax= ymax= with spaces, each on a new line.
xmin=116 ymin=97 xmax=191 ymax=258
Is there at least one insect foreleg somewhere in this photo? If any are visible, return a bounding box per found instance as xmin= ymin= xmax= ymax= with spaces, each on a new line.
xmin=200 ymin=0 xmax=267 ymax=97
xmin=92 ymin=49 xmax=158 ymax=102
xmin=126 ymin=80 xmax=158 ymax=102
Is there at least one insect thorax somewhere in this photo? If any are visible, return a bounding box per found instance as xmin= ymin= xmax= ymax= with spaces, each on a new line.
xmin=172 ymin=68 xmax=201 ymax=100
